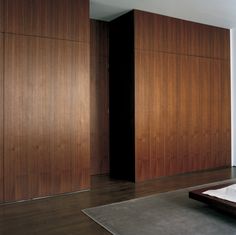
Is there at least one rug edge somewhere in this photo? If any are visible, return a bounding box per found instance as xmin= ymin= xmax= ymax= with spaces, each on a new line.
xmin=83 ymin=178 xmax=236 ymax=212
xmin=82 ymin=209 xmax=118 ymax=235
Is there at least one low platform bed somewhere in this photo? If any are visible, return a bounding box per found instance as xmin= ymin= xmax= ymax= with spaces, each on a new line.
xmin=189 ymin=183 xmax=236 ymax=216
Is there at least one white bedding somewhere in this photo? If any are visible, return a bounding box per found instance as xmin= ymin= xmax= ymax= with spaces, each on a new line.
xmin=203 ymin=184 xmax=236 ymax=203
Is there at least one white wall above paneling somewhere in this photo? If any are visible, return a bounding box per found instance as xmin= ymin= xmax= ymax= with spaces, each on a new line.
xmin=90 ymin=0 xmax=236 ymax=28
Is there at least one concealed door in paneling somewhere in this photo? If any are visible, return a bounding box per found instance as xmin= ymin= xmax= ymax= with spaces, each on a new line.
xmin=5 ymin=0 xmax=89 ymax=42
xmin=0 ymin=34 xmax=3 ymax=201
xmin=135 ymin=51 xmax=166 ymax=181
xmin=4 ymin=34 xmax=90 ymax=201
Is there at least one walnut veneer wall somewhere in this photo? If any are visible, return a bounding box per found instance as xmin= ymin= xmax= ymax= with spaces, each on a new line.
xmin=0 ymin=0 xmax=90 ymax=202
xmin=0 ymin=33 xmax=3 ymax=201
xmin=110 ymin=10 xmax=231 ymax=182
xmin=90 ymin=20 xmax=109 ymax=175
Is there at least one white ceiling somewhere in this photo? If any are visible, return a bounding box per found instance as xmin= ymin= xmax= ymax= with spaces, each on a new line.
xmin=90 ymin=0 xmax=236 ymax=29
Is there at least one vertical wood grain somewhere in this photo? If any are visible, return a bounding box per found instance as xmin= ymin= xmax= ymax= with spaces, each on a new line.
xmin=4 ymin=34 xmax=90 ymax=201
xmin=5 ymin=0 xmax=89 ymax=42
xmin=176 ymin=19 xmax=189 ymax=55
xmin=222 ymin=29 xmax=230 ymax=60
xmin=0 ymin=0 xmax=3 ymax=32
xmin=134 ymin=10 xmax=231 ymax=181
xmin=90 ymin=20 xmax=109 ymax=57
xmin=149 ymin=53 xmax=166 ymax=179
xmin=134 ymin=10 xmax=229 ymax=59
xmin=162 ymin=17 xmax=178 ymax=53
xmin=210 ymin=60 xmax=221 ymax=168
xmin=0 ymin=33 xmax=3 ymax=201
xmin=198 ymin=24 xmax=212 ymax=58
xmin=177 ymin=55 xmax=192 ymax=174
xmin=221 ymin=61 xmax=231 ymax=166
xmin=90 ymin=20 xmax=109 ymax=175
xmin=135 ymin=51 xmax=151 ymax=181
xmin=165 ymin=54 xmax=178 ymax=175
xmin=212 ymin=28 xmax=223 ymax=59
xmin=199 ymin=58 xmax=211 ymax=170
xmin=134 ymin=11 xmax=162 ymax=52
xmin=188 ymin=22 xmax=200 ymax=56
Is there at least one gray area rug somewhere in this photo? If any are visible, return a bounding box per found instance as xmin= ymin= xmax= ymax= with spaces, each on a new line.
xmin=83 ymin=179 xmax=236 ymax=235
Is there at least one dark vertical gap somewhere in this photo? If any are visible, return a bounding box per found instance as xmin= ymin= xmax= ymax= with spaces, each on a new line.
xmin=109 ymin=10 xmax=135 ymax=181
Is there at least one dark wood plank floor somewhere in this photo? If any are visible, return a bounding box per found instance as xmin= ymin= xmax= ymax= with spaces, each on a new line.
xmin=0 ymin=167 xmax=235 ymax=235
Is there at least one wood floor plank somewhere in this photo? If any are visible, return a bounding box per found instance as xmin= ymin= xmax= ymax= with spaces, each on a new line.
xmin=0 ymin=167 xmax=235 ymax=235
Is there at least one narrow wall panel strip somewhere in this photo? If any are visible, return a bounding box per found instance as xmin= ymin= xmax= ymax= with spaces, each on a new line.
xmin=0 ymin=33 xmax=3 ymax=201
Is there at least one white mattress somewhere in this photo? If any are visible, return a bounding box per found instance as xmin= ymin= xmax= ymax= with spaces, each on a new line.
xmin=203 ymin=184 xmax=236 ymax=203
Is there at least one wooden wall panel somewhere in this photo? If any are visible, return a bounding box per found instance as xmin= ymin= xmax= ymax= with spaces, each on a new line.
xmin=135 ymin=52 xmax=231 ymax=181
xmin=0 ymin=0 xmax=3 ymax=32
xmin=165 ymin=54 xmax=178 ymax=176
xmin=199 ymin=58 xmax=211 ymax=170
xmin=149 ymin=53 xmax=166 ymax=179
xmin=135 ymin=51 xmax=152 ymax=181
xmin=0 ymin=34 xmax=3 ymax=201
xmin=134 ymin=10 xmax=230 ymax=181
xmin=189 ymin=57 xmax=201 ymax=171
xmin=136 ymin=52 xmax=203 ymax=180
xmin=134 ymin=10 xmax=230 ymax=60
xmin=5 ymin=0 xmax=89 ymax=42
xmin=4 ymin=34 xmax=90 ymax=201
xmin=90 ymin=20 xmax=109 ymax=175
xmin=221 ymin=61 xmax=231 ymax=166
xmin=210 ymin=60 xmax=221 ymax=168
xmin=177 ymin=56 xmax=192 ymax=174
xmin=135 ymin=11 xmax=230 ymax=181
xmin=90 ymin=20 xmax=109 ymax=57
